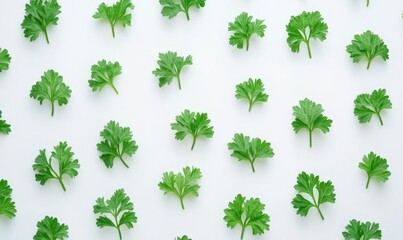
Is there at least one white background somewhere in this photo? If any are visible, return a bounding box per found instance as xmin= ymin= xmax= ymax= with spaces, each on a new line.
xmin=1 ymin=0 xmax=403 ymax=239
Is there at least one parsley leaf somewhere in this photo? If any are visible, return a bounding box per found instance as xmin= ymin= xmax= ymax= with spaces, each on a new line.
xmin=228 ymin=12 xmax=266 ymax=51
xmin=93 ymin=189 xmax=137 ymax=240
xmin=89 ymin=60 xmax=122 ymax=94
xmin=176 ymin=236 xmax=191 ymax=240
xmin=346 ymin=31 xmax=389 ymax=69
xmin=171 ymin=109 xmax=214 ymax=150
xmin=223 ymin=194 xmax=270 ymax=240
xmin=0 ymin=48 xmax=11 ymax=73
xmin=342 ymin=219 xmax=382 ymax=240
xmin=227 ymin=133 xmax=274 ymax=173
xmin=291 ymin=172 xmax=336 ymax=220
xmin=159 ymin=0 xmax=205 ymax=20
xmin=354 ymin=89 xmax=392 ymax=126
xmin=158 ymin=166 xmax=202 ymax=209
xmin=97 ymin=121 xmax=138 ymax=168
xmin=33 ymin=142 xmax=80 ymax=192
xmin=292 ymin=98 xmax=333 ymax=148
xmin=21 ymin=0 xmax=61 ymax=44
xmin=29 ymin=70 xmax=72 ymax=117
xmin=0 ymin=179 xmax=17 ymax=219
xmin=0 ymin=111 xmax=11 ymax=135
xmin=359 ymin=152 xmax=391 ymax=189
xmin=152 ymin=51 xmax=193 ymax=90
xmin=286 ymin=11 xmax=328 ymax=58
xmin=33 ymin=216 xmax=69 ymax=240
xmin=93 ymin=0 xmax=134 ymax=38
xmin=235 ymin=78 xmax=268 ymax=112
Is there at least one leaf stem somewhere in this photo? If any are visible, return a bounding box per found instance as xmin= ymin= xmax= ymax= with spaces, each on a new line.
xmin=306 ymin=41 xmax=312 ymax=59
xmin=191 ymin=135 xmax=197 ymax=150
xmin=44 ymin=28 xmax=50 ymax=44
xmin=177 ymin=74 xmax=182 ymax=90
xmin=57 ymin=177 xmax=66 ymax=192
xmin=51 ymin=101 xmax=55 ymax=117
xmin=250 ymin=159 xmax=256 ymax=173
xmin=110 ymin=82 xmax=119 ymax=94
xmin=246 ymin=38 xmax=250 ymax=51
xmin=309 ymin=130 xmax=313 ymax=148
xmin=180 ymin=197 xmax=185 ymax=209
xmin=366 ymin=57 xmax=373 ymax=69
xmin=366 ymin=0 xmax=370 ymax=7
xmin=248 ymin=100 xmax=253 ymax=112
xmin=114 ymin=214 xmax=122 ymax=240
xmin=240 ymin=225 xmax=246 ymax=240
xmin=376 ymin=112 xmax=384 ymax=126
xmin=118 ymin=155 xmax=129 ymax=168
xmin=366 ymin=176 xmax=371 ymax=189
xmin=111 ymin=23 xmax=116 ymax=38
xmin=311 ymin=190 xmax=324 ymax=220
xmin=185 ymin=10 xmax=190 ymax=21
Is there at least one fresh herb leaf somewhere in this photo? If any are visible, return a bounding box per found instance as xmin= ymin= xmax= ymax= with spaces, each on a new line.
xmin=152 ymin=51 xmax=193 ymax=90
xmin=158 ymin=166 xmax=202 ymax=210
xmin=159 ymin=0 xmax=205 ymax=20
xmin=342 ymin=219 xmax=382 ymax=240
xmin=224 ymin=194 xmax=270 ymax=240
xmin=286 ymin=11 xmax=328 ymax=58
xmin=29 ymin=70 xmax=72 ymax=117
xmin=33 ymin=142 xmax=80 ymax=192
xmin=34 ymin=216 xmax=68 ymax=240
xmin=171 ymin=109 xmax=214 ymax=150
xmin=0 ymin=179 xmax=16 ymax=219
xmin=176 ymin=236 xmax=191 ymax=240
xmin=291 ymin=172 xmax=336 ymax=220
xmin=227 ymin=133 xmax=274 ymax=173
xmin=0 ymin=111 xmax=11 ymax=135
xmin=89 ymin=60 xmax=122 ymax=94
xmin=93 ymin=0 xmax=134 ymax=38
xmin=354 ymin=89 xmax=392 ymax=126
xmin=0 ymin=48 xmax=11 ymax=73
xmin=235 ymin=78 xmax=268 ymax=112
xmin=292 ymin=98 xmax=333 ymax=148
xmin=228 ymin=12 xmax=266 ymax=51
xmin=93 ymin=189 xmax=137 ymax=240
xmin=346 ymin=31 xmax=389 ymax=69
xmin=21 ymin=0 xmax=61 ymax=44
xmin=359 ymin=152 xmax=391 ymax=189
xmin=97 ymin=121 xmax=138 ymax=168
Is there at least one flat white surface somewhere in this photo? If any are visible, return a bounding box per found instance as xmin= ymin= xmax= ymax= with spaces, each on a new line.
xmin=1 ymin=0 xmax=403 ymax=239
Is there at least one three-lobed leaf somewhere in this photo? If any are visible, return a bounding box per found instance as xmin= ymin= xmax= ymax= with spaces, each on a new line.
xmin=224 ymin=194 xmax=270 ymax=240
xmin=30 ymin=70 xmax=72 ymax=116
xmin=346 ymin=31 xmax=389 ymax=69
xmin=152 ymin=51 xmax=193 ymax=90
xmin=292 ymin=98 xmax=333 ymax=148
xmin=0 ymin=111 xmax=11 ymax=135
xmin=158 ymin=166 xmax=202 ymax=209
xmin=159 ymin=0 xmax=206 ymax=20
xmin=89 ymin=60 xmax=122 ymax=94
xmin=227 ymin=133 xmax=274 ymax=173
xmin=21 ymin=0 xmax=61 ymax=44
xmin=359 ymin=152 xmax=391 ymax=189
xmin=286 ymin=11 xmax=328 ymax=58
xmin=93 ymin=189 xmax=137 ymax=240
xmin=0 ymin=48 xmax=11 ymax=73
xmin=171 ymin=109 xmax=214 ymax=150
xmin=33 ymin=142 xmax=80 ymax=191
xmin=93 ymin=0 xmax=134 ymax=37
xmin=0 ymin=179 xmax=17 ymax=219
xmin=235 ymin=78 xmax=268 ymax=112
xmin=342 ymin=219 xmax=382 ymax=240
xmin=228 ymin=12 xmax=266 ymax=51
xmin=33 ymin=216 xmax=69 ymax=240
xmin=97 ymin=121 xmax=138 ymax=168
xmin=291 ymin=172 xmax=336 ymax=220
xmin=354 ymin=89 xmax=392 ymax=126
